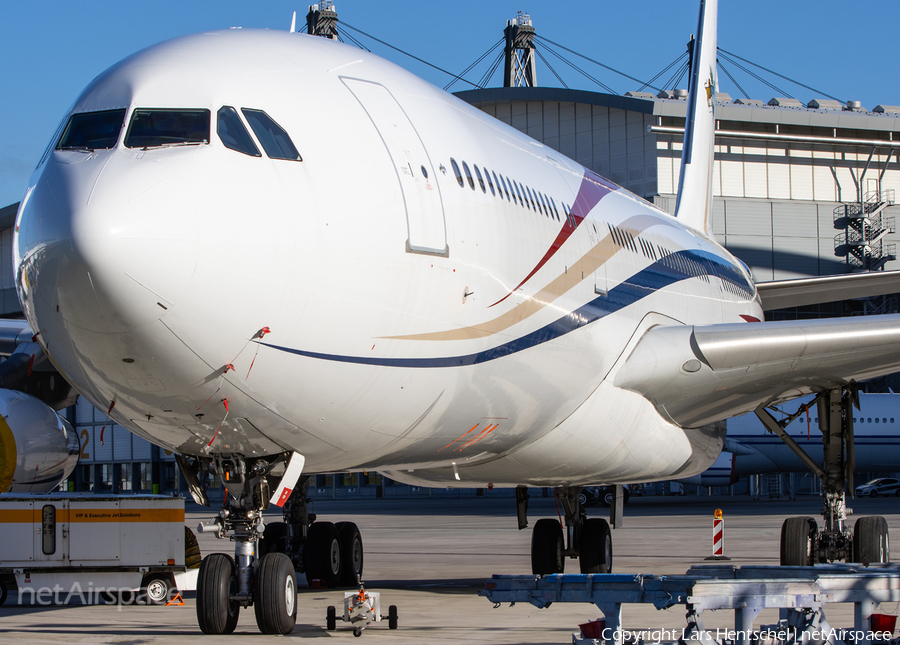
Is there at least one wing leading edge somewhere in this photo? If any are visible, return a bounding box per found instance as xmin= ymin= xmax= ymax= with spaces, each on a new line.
xmin=756 ymin=270 xmax=900 ymax=311
xmin=614 ymin=315 xmax=900 ymax=428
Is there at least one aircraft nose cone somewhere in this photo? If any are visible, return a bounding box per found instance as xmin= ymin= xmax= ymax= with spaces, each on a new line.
xmin=16 ymin=153 xmax=199 ymax=339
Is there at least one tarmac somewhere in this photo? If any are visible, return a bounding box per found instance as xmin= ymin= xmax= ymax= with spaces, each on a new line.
xmin=1 ymin=493 xmax=898 ymax=644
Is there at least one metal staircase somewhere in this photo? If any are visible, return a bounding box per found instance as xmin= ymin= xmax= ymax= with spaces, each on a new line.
xmin=833 ymin=189 xmax=897 ymax=271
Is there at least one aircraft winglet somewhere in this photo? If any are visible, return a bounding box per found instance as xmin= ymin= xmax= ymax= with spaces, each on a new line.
xmin=674 ymin=0 xmax=718 ymax=235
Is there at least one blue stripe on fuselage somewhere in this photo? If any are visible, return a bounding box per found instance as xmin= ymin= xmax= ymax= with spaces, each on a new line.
xmin=263 ymin=248 xmax=754 ymax=368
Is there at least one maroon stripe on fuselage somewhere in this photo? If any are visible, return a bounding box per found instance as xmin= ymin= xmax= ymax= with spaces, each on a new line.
xmin=489 ymin=171 xmax=617 ymax=307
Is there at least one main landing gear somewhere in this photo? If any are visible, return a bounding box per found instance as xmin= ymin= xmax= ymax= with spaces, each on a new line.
xmin=181 ymin=452 xmax=366 ymax=635
xmin=755 ymin=385 xmax=891 ymax=566
xmin=518 ymin=486 xmax=613 ymax=575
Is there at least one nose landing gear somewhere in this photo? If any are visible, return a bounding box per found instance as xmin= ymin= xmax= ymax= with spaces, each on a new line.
xmin=189 ymin=451 xmax=366 ymax=635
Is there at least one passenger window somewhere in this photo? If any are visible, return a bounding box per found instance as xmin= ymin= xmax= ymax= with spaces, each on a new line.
xmin=473 ymin=165 xmax=486 ymax=193
xmin=57 ymin=108 xmax=127 ymax=151
xmin=498 ymin=174 xmax=511 ymax=201
xmin=525 ymin=186 xmax=537 ymax=212
xmin=490 ymin=171 xmax=501 ymax=197
xmin=125 ymin=109 xmax=210 ymax=148
xmin=450 ymin=158 xmax=464 ymax=187
xmin=462 ymin=161 xmax=475 ymax=190
xmin=217 ymin=107 xmax=260 ymax=157
xmin=241 ymin=109 xmax=301 ymax=161
xmin=513 ymin=181 xmax=527 ymax=208
xmin=484 ymin=168 xmax=496 ymax=195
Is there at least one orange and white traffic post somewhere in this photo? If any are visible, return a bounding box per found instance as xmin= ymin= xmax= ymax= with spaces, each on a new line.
xmin=704 ymin=508 xmax=731 ymax=560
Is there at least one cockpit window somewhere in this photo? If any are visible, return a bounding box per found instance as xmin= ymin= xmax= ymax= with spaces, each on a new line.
xmin=217 ymin=106 xmax=260 ymax=157
xmin=56 ymin=109 xmax=127 ymax=151
xmin=241 ymin=109 xmax=302 ymax=161
xmin=124 ymin=109 xmax=210 ymax=149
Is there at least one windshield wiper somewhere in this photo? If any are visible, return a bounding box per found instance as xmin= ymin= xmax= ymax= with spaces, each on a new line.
xmin=57 ymin=145 xmax=95 ymax=152
xmin=140 ymin=140 xmax=207 ymax=151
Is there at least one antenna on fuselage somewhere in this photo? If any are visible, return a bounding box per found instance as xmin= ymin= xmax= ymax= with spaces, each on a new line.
xmin=307 ymin=1 xmax=339 ymax=39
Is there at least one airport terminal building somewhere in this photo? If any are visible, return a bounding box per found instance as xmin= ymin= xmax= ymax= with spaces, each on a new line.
xmin=3 ymin=86 xmax=900 ymax=498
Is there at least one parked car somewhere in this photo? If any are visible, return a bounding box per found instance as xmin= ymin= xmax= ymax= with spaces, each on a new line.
xmin=578 ymin=485 xmax=630 ymax=507
xmin=855 ymin=478 xmax=900 ymax=497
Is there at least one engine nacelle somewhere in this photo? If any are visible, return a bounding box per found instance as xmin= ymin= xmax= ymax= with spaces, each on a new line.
xmin=678 ymin=451 xmax=737 ymax=487
xmin=0 ymin=389 xmax=78 ymax=493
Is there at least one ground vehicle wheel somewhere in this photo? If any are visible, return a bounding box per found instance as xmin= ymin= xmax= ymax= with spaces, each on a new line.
xmin=254 ymin=552 xmax=297 ymax=635
xmin=871 ymin=490 xmax=878 ymax=498
xmin=579 ymin=518 xmax=613 ymax=573
xmin=388 ymin=604 xmax=398 ymax=630
xmin=142 ymin=575 xmax=171 ymax=605
xmin=531 ymin=518 xmax=564 ymax=575
xmin=853 ymin=516 xmax=890 ymax=564
xmin=780 ymin=517 xmax=816 ymax=566
xmin=259 ymin=522 xmax=290 ymax=558
xmin=326 ymin=605 xmax=337 ymax=630
xmin=304 ymin=522 xmax=341 ymax=588
xmin=603 ymin=490 xmax=614 ymax=506
xmin=196 ymin=553 xmax=240 ymax=634
xmin=577 ymin=491 xmax=590 ymax=506
xmin=336 ymin=521 xmax=364 ymax=586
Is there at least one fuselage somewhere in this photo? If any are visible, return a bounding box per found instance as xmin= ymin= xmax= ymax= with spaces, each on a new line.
xmin=14 ymin=29 xmax=762 ymax=487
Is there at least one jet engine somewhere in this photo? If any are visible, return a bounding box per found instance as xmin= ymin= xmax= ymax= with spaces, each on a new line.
xmin=0 ymin=389 xmax=79 ymax=493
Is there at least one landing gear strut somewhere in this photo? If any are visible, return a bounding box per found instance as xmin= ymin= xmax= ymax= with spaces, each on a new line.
xmin=190 ymin=453 xmax=366 ymax=635
xmin=195 ymin=453 xmax=297 ymax=635
xmin=524 ymin=486 xmax=612 ymax=575
xmin=756 ymin=385 xmax=891 ymax=565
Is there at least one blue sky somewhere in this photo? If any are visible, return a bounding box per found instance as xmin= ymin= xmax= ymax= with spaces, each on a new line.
xmin=2 ymin=1 xmax=899 ymax=208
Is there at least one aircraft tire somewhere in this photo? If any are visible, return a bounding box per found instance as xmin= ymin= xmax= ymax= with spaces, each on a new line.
xmin=254 ymin=552 xmax=297 ymax=635
xmin=853 ymin=516 xmax=890 ymax=564
xmin=780 ymin=517 xmax=817 ymax=566
xmin=531 ymin=518 xmax=564 ymax=575
xmin=335 ymin=521 xmax=364 ymax=586
xmin=304 ymin=522 xmax=342 ymax=588
xmin=259 ymin=521 xmax=290 ymax=558
xmin=196 ymin=553 xmax=239 ymax=634
xmin=326 ymin=605 xmax=337 ymax=631
xmin=579 ymin=518 xmax=613 ymax=573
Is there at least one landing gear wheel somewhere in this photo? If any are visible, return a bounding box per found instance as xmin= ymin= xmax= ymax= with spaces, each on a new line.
xmin=388 ymin=604 xmax=398 ymax=630
xmin=142 ymin=575 xmax=171 ymax=605
xmin=780 ymin=516 xmax=817 ymax=566
xmin=326 ymin=605 xmax=337 ymax=631
xmin=353 ymin=627 xmax=362 ymax=637
xmin=259 ymin=521 xmax=290 ymax=558
xmin=254 ymin=552 xmax=297 ymax=635
xmin=196 ymin=553 xmax=240 ymax=634
xmin=853 ymin=516 xmax=890 ymax=564
xmin=304 ymin=522 xmax=342 ymax=588
xmin=336 ymin=521 xmax=364 ymax=586
xmin=580 ymin=518 xmax=613 ymax=573
xmin=531 ymin=518 xmax=565 ymax=575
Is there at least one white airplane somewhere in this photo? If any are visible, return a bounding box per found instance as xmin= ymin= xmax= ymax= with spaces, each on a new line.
xmin=689 ymin=392 xmax=900 ymax=487
xmin=9 ymin=0 xmax=900 ymax=634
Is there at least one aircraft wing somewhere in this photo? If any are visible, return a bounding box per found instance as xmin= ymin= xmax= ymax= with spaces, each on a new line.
xmin=756 ymin=270 xmax=900 ymax=311
xmin=613 ymin=315 xmax=900 ymax=428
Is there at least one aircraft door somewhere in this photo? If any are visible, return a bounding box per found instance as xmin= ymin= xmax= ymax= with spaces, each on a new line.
xmin=584 ymin=216 xmax=608 ymax=296
xmin=342 ymin=78 xmax=447 ymax=255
